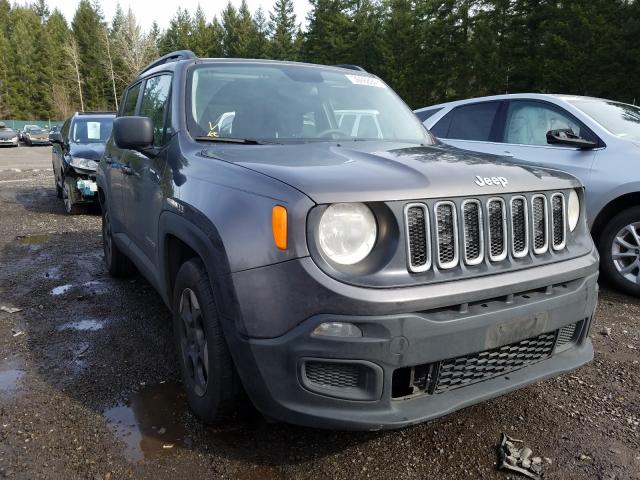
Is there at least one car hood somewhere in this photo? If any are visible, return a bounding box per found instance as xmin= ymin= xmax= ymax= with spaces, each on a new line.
xmin=201 ymin=141 xmax=581 ymax=204
xmin=0 ymin=130 xmax=16 ymax=140
xmin=69 ymin=143 xmax=106 ymax=161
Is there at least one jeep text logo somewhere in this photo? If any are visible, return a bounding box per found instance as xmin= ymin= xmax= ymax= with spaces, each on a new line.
xmin=475 ymin=175 xmax=508 ymax=187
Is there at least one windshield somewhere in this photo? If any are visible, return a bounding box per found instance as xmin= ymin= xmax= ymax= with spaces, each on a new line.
xmin=187 ymin=64 xmax=431 ymax=144
xmin=570 ymin=99 xmax=640 ymax=141
xmin=28 ymin=128 xmax=47 ymax=134
xmin=70 ymin=117 xmax=114 ymax=144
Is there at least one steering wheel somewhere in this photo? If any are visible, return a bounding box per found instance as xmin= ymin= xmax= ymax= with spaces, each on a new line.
xmin=317 ymin=129 xmax=347 ymax=139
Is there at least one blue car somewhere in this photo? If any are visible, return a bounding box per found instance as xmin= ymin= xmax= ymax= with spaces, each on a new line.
xmin=416 ymin=94 xmax=640 ymax=296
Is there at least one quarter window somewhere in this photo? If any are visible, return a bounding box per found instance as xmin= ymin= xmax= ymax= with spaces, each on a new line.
xmin=139 ymin=75 xmax=172 ymax=146
xmin=122 ymin=83 xmax=141 ymax=116
xmin=415 ymin=107 xmax=443 ymax=122
xmin=504 ymin=101 xmax=588 ymax=146
xmin=431 ymin=102 xmax=500 ymax=141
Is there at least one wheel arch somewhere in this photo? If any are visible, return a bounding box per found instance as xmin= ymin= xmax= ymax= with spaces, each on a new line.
xmin=592 ymin=191 xmax=640 ymax=247
xmin=158 ymin=209 xmax=244 ymax=335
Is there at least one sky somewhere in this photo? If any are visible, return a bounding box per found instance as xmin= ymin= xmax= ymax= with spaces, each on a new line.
xmin=17 ymin=0 xmax=312 ymax=32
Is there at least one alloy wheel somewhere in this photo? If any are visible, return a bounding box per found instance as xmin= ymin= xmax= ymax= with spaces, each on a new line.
xmin=178 ymin=288 xmax=209 ymax=397
xmin=611 ymin=222 xmax=640 ymax=284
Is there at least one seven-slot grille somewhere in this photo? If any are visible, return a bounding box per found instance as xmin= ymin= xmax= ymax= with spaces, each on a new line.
xmin=405 ymin=193 xmax=567 ymax=272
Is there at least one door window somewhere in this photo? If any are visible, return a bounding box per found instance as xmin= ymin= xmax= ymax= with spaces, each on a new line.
xmin=504 ymin=101 xmax=586 ymax=146
xmin=431 ymin=102 xmax=500 ymax=141
xmin=415 ymin=107 xmax=443 ymax=122
xmin=139 ymin=75 xmax=172 ymax=146
xmin=122 ymin=83 xmax=142 ymax=116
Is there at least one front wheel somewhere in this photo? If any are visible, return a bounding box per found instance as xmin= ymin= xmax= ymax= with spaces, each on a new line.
xmin=62 ymin=176 xmax=83 ymax=214
xmin=101 ymin=207 xmax=135 ymax=277
xmin=600 ymin=206 xmax=640 ymax=297
xmin=172 ymin=259 xmax=240 ymax=423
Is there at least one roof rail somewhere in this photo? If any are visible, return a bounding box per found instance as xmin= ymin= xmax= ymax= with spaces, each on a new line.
xmin=334 ymin=64 xmax=367 ymax=72
xmin=139 ymin=50 xmax=197 ymax=76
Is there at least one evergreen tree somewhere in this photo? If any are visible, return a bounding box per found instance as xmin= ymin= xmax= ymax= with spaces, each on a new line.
xmin=303 ymin=0 xmax=351 ymax=65
xmin=268 ymin=0 xmax=297 ymax=60
xmin=250 ymin=7 xmax=269 ymax=59
xmin=72 ymin=0 xmax=110 ymax=110
xmin=158 ymin=8 xmax=192 ymax=54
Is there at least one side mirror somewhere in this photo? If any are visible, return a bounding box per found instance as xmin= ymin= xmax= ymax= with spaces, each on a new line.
xmin=49 ymin=131 xmax=63 ymax=144
xmin=113 ymin=116 xmax=154 ymax=150
xmin=546 ymin=129 xmax=597 ymax=149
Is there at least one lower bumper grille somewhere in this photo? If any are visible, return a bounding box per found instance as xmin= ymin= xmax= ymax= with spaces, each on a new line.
xmin=392 ymin=321 xmax=581 ymax=398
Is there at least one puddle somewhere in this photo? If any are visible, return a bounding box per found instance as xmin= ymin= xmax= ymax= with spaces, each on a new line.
xmin=17 ymin=234 xmax=49 ymax=245
xmin=104 ymin=382 xmax=190 ymax=462
xmin=58 ymin=319 xmax=105 ymax=331
xmin=51 ymin=284 xmax=73 ymax=296
xmin=0 ymin=357 xmax=25 ymax=399
xmin=82 ymin=280 xmax=110 ymax=295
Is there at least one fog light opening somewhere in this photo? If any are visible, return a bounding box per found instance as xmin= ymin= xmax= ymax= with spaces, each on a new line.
xmin=312 ymin=322 xmax=362 ymax=338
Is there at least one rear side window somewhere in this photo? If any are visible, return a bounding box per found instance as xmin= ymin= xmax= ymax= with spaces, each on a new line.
xmin=122 ymin=83 xmax=141 ymax=116
xmin=415 ymin=107 xmax=443 ymax=122
xmin=432 ymin=102 xmax=500 ymax=141
xmin=139 ymin=74 xmax=172 ymax=146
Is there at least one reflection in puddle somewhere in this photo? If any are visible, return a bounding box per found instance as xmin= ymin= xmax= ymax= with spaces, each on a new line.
xmin=104 ymin=382 xmax=190 ymax=462
xmin=0 ymin=357 xmax=25 ymax=398
xmin=51 ymin=284 xmax=73 ymax=295
xmin=17 ymin=234 xmax=49 ymax=245
xmin=58 ymin=319 xmax=104 ymax=331
xmin=82 ymin=280 xmax=110 ymax=294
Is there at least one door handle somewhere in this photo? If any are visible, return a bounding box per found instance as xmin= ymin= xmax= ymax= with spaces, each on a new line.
xmin=121 ymin=165 xmax=133 ymax=175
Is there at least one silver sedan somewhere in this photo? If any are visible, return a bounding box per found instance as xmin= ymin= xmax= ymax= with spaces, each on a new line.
xmin=416 ymin=94 xmax=640 ymax=296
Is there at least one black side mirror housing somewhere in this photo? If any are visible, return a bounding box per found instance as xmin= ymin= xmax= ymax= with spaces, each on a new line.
xmin=113 ymin=116 xmax=154 ymax=150
xmin=49 ymin=131 xmax=63 ymax=144
xmin=546 ymin=129 xmax=597 ymax=149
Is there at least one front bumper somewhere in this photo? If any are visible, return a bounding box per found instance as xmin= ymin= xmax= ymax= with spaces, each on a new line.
xmin=27 ymin=137 xmax=50 ymax=144
xmin=0 ymin=138 xmax=18 ymax=146
xmin=228 ymin=249 xmax=599 ymax=430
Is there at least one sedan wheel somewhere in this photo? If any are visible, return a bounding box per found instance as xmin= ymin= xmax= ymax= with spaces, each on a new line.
xmin=600 ymin=206 xmax=640 ymax=297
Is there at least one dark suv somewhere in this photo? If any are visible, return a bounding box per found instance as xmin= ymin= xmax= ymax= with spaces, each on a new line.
xmin=51 ymin=112 xmax=115 ymax=214
xmin=98 ymin=51 xmax=599 ymax=430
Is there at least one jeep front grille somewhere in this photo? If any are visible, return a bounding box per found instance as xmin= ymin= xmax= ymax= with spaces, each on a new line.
xmin=405 ymin=204 xmax=430 ymax=272
xmin=551 ymin=193 xmax=566 ymax=250
xmin=532 ymin=195 xmax=548 ymax=254
xmin=435 ymin=202 xmax=458 ymax=269
xmin=462 ymin=200 xmax=483 ymax=265
xmin=405 ymin=192 xmax=566 ymax=272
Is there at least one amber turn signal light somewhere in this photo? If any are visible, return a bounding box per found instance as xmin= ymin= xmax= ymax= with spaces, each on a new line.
xmin=272 ymin=205 xmax=288 ymax=250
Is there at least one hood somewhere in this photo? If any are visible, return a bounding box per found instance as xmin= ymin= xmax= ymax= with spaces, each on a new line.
xmin=201 ymin=141 xmax=581 ymax=204
xmin=69 ymin=142 xmax=106 ymax=161
xmin=0 ymin=130 xmax=17 ymax=140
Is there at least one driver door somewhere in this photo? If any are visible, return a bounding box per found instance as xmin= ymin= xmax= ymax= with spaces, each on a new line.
xmin=496 ymin=100 xmax=600 ymax=185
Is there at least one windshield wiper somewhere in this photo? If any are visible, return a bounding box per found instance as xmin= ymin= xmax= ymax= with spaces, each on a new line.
xmin=193 ymin=136 xmax=264 ymax=145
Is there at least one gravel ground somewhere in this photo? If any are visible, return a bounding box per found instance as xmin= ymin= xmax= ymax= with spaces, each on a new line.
xmin=0 ymin=149 xmax=639 ymax=479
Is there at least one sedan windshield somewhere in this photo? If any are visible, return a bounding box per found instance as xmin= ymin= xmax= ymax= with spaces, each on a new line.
xmin=570 ymin=99 xmax=640 ymax=141
xmin=187 ymin=64 xmax=431 ymax=144
xmin=70 ymin=118 xmax=114 ymax=144
xmin=28 ymin=128 xmax=47 ymax=134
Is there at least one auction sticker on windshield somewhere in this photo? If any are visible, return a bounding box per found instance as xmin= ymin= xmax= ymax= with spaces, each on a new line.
xmin=345 ymin=74 xmax=386 ymax=88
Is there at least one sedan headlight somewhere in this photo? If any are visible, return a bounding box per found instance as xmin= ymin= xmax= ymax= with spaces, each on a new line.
xmin=568 ymin=189 xmax=580 ymax=231
xmin=70 ymin=157 xmax=99 ymax=170
xmin=318 ymin=203 xmax=377 ymax=265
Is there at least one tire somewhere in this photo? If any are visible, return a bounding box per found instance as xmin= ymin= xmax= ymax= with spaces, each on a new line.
xmin=172 ymin=258 xmax=240 ymax=423
xmin=62 ymin=176 xmax=84 ymax=214
xmin=599 ymin=206 xmax=640 ymax=297
xmin=101 ymin=206 xmax=135 ymax=277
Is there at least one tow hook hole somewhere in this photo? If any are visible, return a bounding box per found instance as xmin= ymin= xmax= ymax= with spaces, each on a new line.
xmin=481 ymin=303 xmax=488 ymax=308
xmin=522 ymin=294 xmax=530 ymax=299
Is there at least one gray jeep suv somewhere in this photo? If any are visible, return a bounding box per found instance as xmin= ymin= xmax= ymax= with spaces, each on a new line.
xmin=97 ymin=51 xmax=599 ymax=430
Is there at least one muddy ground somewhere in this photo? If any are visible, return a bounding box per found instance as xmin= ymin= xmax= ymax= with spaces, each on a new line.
xmin=0 ymin=149 xmax=638 ymax=479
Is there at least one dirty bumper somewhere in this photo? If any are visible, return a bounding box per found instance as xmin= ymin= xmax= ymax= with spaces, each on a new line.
xmin=230 ymin=255 xmax=598 ymax=430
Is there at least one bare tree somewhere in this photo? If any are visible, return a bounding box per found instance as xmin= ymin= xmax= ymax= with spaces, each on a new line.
xmin=64 ymin=38 xmax=84 ymax=112
xmin=113 ymin=9 xmax=158 ymax=85
xmin=103 ymin=28 xmax=119 ymax=110
xmin=50 ymin=83 xmax=74 ymax=119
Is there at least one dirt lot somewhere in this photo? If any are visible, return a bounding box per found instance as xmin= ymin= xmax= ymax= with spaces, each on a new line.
xmin=0 ymin=148 xmax=639 ymax=479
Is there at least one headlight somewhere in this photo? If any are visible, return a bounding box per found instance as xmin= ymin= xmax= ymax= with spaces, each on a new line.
xmin=568 ymin=189 xmax=580 ymax=231
xmin=318 ymin=203 xmax=377 ymax=265
xmin=70 ymin=157 xmax=99 ymax=170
